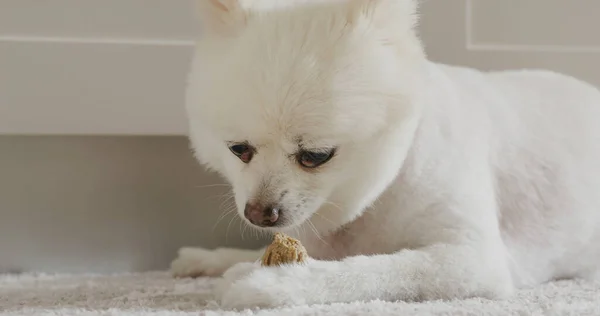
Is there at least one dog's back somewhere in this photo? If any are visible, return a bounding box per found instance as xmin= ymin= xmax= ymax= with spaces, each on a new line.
xmin=436 ymin=64 xmax=600 ymax=284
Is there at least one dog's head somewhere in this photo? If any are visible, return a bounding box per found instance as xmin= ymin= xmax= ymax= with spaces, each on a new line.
xmin=186 ymin=0 xmax=426 ymax=234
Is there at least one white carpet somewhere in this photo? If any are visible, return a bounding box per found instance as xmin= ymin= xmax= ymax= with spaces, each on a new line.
xmin=1 ymin=272 xmax=599 ymax=316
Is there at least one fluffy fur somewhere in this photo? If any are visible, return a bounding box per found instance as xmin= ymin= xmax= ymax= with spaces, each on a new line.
xmin=171 ymin=0 xmax=600 ymax=309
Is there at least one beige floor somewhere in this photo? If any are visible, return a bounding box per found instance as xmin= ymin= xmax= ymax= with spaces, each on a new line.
xmin=1 ymin=272 xmax=600 ymax=315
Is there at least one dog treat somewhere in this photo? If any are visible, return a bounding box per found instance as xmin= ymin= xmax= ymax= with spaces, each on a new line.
xmin=261 ymin=233 xmax=308 ymax=266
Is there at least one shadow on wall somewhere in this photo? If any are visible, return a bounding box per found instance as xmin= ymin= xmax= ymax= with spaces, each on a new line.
xmin=0 ymin=136 xmax=267 ymax=274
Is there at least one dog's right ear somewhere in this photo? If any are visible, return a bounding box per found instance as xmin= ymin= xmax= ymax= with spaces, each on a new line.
xmin=196 ymin=0 xmax=246 ymax=36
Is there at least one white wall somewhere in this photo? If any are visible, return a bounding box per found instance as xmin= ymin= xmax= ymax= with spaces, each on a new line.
xmin=0 ymin=136 xmax=262 ymax=273
xmin=2 ymin=0 xmax=599 ymax=135
xmin=1 ymin=0 xmax=599 ymax=273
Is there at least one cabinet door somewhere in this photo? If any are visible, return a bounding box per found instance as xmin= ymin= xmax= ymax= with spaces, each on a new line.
xmin=0 ymin=0 xmax=197 ymax=135
xmin=420 ymin=0 xmax=600 ymax=87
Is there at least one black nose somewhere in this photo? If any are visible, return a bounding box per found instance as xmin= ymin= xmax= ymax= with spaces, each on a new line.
xmin=244 ymin=203 xmax=280 ymax=227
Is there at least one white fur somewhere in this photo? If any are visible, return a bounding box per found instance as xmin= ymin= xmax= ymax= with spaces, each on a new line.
xmin=172 ymin=0 xmax=600 ymax=309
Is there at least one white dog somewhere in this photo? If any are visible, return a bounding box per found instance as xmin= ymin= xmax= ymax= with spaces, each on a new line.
xmin=172 ymin=0 xmax=600 ymax=309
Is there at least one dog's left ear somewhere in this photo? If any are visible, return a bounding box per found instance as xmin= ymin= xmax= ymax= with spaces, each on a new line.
xmin=195 ymin=0 xmax=247 ymax=36
xmin=348 ymin=0 xmax=419 ymax=39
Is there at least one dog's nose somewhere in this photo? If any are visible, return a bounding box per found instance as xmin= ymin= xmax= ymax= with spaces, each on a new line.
xmin=244 ymin=203 xmax=280 ymax=227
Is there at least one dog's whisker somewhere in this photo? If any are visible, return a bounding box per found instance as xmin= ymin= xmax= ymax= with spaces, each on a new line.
xmin=219 ymin=196 xmax=236 ymax=210
xmin=206 ymin=193 xmax=235 ymax=200
xmin=307 ymin=219 xmax=330 ymax=247
xmin=241 ymin=220 xmax=256 ymax=241
xmin=239 ymin=218 xmax=246 ymax=241
xmin=217 ymin=191 xmax=235 ymax=199
xmin=225 ymin=214 xmax=240 ymax=244
xmin=213 ymin=206 xmax=237 ymax=233
xmin=313 ymin=211 xmax=338 ymax=227
xmin=194 ymin=183 xmax=231 ymax=189
xmin=323 ymin=200 xmax=343 ymax=212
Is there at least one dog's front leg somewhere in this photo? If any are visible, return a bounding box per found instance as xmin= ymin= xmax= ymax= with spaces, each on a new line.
xmin=171 ymin=247 xmax=264 ymax=277
xmin=218 ymin=240 xmax=514 ymax=309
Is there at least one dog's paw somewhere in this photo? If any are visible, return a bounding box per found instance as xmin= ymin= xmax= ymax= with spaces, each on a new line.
xmin=218 ymin=263 xmax=317 ymax=309
xmin=171 ymin=247 xmax=262 ymax=278
xmin=170 ymin=247 xmax=230 ymax=278
xmin=219 ymin=268 xmax=295 ymax=309
xmin=214 ymin=262 xmax=262 ymax=299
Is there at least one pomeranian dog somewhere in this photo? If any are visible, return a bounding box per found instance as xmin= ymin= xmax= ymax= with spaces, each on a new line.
xmin=171 ymin=0 xmax=600 ymax=309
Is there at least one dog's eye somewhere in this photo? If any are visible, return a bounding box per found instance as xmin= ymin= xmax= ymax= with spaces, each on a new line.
xmin=297 ymin=149 xmax=336 ymax=169
xmin=229 ymin=143 xmax=254 ymax=163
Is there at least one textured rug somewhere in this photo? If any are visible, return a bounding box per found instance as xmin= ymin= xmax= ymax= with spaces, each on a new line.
xmin=1 ymin=272 xmax=600 ymax=315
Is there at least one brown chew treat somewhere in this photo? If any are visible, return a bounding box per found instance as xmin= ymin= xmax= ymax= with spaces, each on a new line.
xmin=261 ymin=233 xmax=308 ymax=266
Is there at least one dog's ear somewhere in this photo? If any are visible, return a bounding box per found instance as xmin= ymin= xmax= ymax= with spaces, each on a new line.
xmin=195 ymin=0 xmax=247 ymax=36
xmin=348 ymin=0 xmax=418 ymax=39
